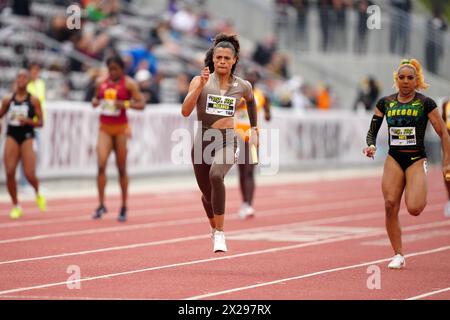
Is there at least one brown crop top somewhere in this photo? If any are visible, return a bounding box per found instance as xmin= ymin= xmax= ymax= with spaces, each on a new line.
xmin=196 ymin=72 xmax=253 ymax=128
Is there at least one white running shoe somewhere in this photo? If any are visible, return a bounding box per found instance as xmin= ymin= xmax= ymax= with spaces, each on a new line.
xmin=246 ymin=205 xmax=255 ymax=218
xmin=388 ymin=254 xmax=406 ymax=269
xmin=238 ymin=203 xmax=248 ymax=219
xmin=238 ymin=203 xmax=255 ymax=219
xmin=445 ymin=201 xmax=450 ymax=218
xmin=213 ymin=231 xmax=227 ymax=253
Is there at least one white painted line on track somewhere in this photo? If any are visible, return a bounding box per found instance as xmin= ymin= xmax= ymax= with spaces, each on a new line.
xmin=405 ymin=287 xmax=450 ymax=300
xmin=0 ymin=220 xmax=448 ymax=296
xmin=185 ymin=246 xmax=450 ymax=300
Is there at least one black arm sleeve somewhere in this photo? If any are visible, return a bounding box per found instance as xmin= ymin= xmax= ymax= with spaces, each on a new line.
xmin=366 ymin=115 xmax=384 ymax=147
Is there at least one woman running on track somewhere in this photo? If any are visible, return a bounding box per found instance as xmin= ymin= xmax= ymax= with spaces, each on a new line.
xmin=442 ymin=99 xmax=450 ymax=217
xmin=92 ymin=56 xmax=145 ymax=222
xmin=181 ymin=33 xmax=258 ymax=252
xmin=363 ymin=59 xmax=450 ymax=269
xmin=235 ymin=68 xmax=271 ymax=219
xmin=0 ymin=69 xmax=46 ymax=219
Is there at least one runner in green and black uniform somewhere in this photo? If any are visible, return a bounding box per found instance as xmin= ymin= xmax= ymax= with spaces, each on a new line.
xmin=363 ymin=59 xmax=450 ymax=269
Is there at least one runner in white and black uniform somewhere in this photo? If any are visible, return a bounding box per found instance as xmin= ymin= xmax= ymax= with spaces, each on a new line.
xmin=0 ymin=69 xmax=46 ymax=219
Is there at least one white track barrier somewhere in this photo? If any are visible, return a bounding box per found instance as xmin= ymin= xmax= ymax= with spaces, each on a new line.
xmin=1 ymin=102 xmax=440 ymax=182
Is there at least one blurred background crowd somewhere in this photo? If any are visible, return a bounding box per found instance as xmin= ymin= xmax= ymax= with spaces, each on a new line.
xmin=0 ymin=0 xmax=448 ymax=112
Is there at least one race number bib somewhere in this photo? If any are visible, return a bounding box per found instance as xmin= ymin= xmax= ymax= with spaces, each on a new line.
xmin=390 ymin=127 xmax=416 ymax=146
xmin=100 ymin=99 xmax=120 ymax=117
xmin=8 ymin=104 xmax=29 ymax=126
xmin=206 ymin=94 xmax=236 ymax=117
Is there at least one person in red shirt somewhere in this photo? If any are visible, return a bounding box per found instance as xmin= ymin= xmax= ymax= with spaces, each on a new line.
xmin=92 ymin=56 xmax=145 ymax=222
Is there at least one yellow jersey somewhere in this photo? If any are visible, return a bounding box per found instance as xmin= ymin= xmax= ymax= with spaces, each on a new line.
xmin=27 ymin=79 xmax=46 ymax=121
xmin=444 ymin=101 xmax=450 ymax=131
xmin=235 ymin=88 xmax=265 ymax=141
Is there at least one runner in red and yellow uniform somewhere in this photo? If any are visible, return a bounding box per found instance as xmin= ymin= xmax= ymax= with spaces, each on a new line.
xmin=92 ymin=56 xmax=145 ymax=222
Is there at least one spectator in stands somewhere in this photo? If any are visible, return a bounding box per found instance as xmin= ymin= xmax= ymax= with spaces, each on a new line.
xmin=135 ymin=69 xmax=150 ymax=104
xmin=214 ymin=18 xmax=236 ymax=35
xmin=125 ymin=41 xmax=158 ymax=77
xmin=353 ymin=76 xmax=380 ymax=111
xmin=354 ymin=0 xmax=372 ymax=54
xmin=196 ymin=11 xmax=214 ymax=41
xmin=316 ymin=84 xmax=332 ymax=110
xmin=291 ymin=77 xmax=313 ymax=112
xmin=47 ymin=15 xmax=80 ymax=43
xmin=333 ymin=0 xmax=350 ymax=52
xmin=14 ymin=44 xmax=28 ymax=69
xmin=85 ymin=0 xmax=120 ymax=25
xmin=292 ymin=0 xmax=310 ymax=51
xmin=176 ymin=72 xmax=190 ymax=103
xmin=252 ymin=36 xmax=277 ymax=67
xmin=167 ymin=0 xmax=178 ymax=16
xmin=171 ymin=4 xmax=197 ymax=35
xmin=267 ymin=52 xmax=290 ymax=79
xmin=318 ymin=0 xmax=332 ymax=52
xmin=85 ymin=67 xmax=107 ymax=102
xmin=73 ymin=25 xmax=111 ymax=65
xmin=274 ymin=0 xmax=292 ymax=36
xmin=389 ymin=0 xmax=412 ymax=55
xmin=0 ymin=0 xmax=8 ymax=13
xmin=12 ymin=0 xmax=30 ymax=16
xmin=135 ymin=68 xmax=161 ymax=104
xmin=425 ymin=8 xmax=448 ymax=75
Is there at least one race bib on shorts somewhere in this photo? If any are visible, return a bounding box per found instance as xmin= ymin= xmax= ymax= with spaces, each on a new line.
xmin=206 ymin=94 xmax=236 ymax=117
xmin=390 ymin=127 xmax=416 ymax=146
xmin=8 ymin=104 xmax=29 ymax=126
xmin=100 ymin=99 xmax=120 ymax=117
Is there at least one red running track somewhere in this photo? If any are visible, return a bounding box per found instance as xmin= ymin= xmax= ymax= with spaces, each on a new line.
xmin=0 ymin=170 xmax=449 ymax=300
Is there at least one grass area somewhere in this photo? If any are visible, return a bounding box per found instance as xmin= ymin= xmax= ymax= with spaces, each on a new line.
xmin=419 ymin=0 xmax=450 ymax=21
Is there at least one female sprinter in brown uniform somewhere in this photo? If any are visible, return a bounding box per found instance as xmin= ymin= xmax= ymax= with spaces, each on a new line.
xmin=182 ymin=34 xmax=258 ymax=252
xmin=92 ymin=56 xmax=145 ymax=222
xmin=363 ymin=59 xmax=450 ymax=268
xmin=0 ymin=69 xmax=46 ymax=219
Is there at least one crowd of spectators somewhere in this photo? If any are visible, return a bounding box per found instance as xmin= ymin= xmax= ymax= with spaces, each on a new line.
xmin=0 ymin=0 xmax=447 ymax=112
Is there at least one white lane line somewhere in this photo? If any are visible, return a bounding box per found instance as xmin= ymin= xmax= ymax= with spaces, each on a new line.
xmin=185 ymin=246 xmax=450 ymax=300
xmin=0 ymin=185 xmax=443 ymax=230
xmin=405 ymin=287 xmax=450 ymax=300
xmin=0 ymin=186 xmax=379 ymax=229
xmin=0 ymin=196 xmax=386 ymax=244
xmin=0 ymin=295 xmax=157 ymax=300
xmin=0 ymin=188 xmax=319 ymax=228
xmin=0 ymin=220 xmax=448 ymax=296
xmin=0 ymin=182 xmax=319 ymax=220
xmin=0 ymin=207 xmax=387 ymax=265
